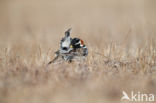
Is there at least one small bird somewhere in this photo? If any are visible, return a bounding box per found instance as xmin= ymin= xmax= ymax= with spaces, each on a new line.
xmin=48 ymin=28 xmax=88 ymax=65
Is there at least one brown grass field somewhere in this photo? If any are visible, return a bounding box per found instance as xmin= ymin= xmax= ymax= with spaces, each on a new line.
xmin=0 ymin=0 xmax=156 ymax=103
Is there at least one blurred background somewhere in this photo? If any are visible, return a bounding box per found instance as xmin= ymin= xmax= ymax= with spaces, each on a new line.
xmin=0 ymin=1 xmax=156 ymax=103
xmin=0 ymin=0 xmax=156 ymax=48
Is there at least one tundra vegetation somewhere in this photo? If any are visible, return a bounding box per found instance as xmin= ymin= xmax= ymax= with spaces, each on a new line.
xmin=0 ymin=0 xmax=156 ymax=103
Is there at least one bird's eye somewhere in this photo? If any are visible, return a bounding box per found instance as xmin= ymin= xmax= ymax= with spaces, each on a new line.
xmin=62 ymin=47 xmax=68 ymax=50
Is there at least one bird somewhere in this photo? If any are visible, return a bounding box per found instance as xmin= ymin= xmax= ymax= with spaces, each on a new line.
xmin=48 ymin=28 xmax=88 ymax=65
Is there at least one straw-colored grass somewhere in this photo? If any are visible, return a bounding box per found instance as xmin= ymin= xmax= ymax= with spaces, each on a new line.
xmin=0 ymin=0 xmax=156 ymax=103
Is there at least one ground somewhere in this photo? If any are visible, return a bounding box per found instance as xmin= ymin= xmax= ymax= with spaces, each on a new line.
xmin=0 ymin=0 xmax=156 ymax=103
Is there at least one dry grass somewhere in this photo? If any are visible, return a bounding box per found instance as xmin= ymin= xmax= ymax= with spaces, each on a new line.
xmin=0 ymin=0 xmax=156 ymax=103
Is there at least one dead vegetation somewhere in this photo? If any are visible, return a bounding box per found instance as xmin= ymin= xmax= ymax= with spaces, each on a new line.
xmin=0 ymin=0 xmax=156 ymax=103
